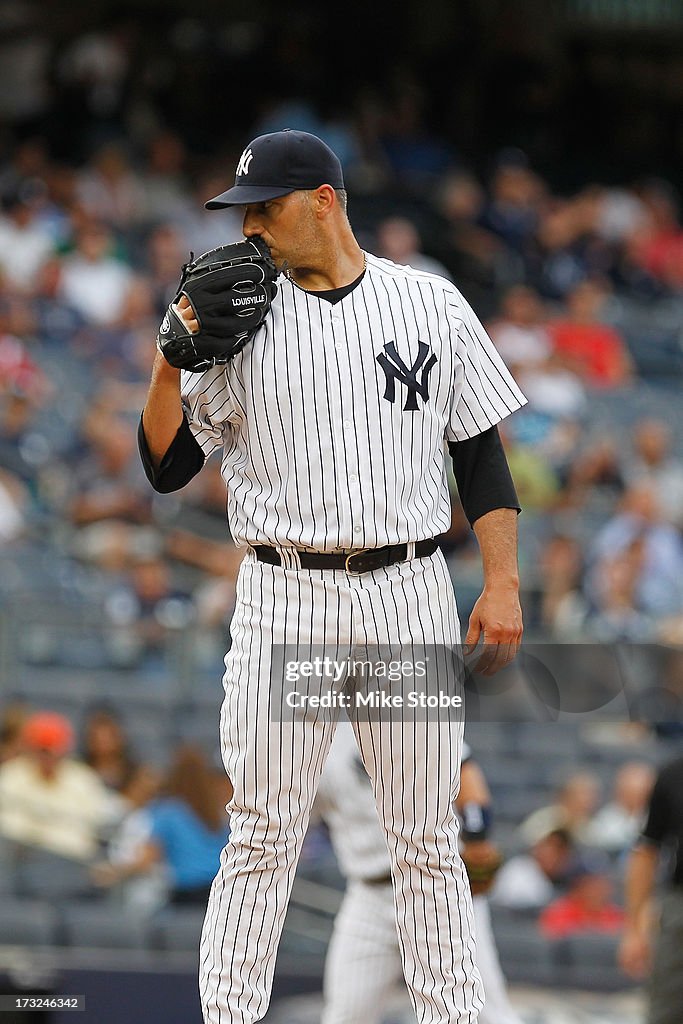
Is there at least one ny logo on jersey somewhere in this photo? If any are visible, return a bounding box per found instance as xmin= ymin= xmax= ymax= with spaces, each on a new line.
xmin=376 ymin=341 xmax=437 ymax=412
xmin=236 ymin=147 xmax=254 ymax=176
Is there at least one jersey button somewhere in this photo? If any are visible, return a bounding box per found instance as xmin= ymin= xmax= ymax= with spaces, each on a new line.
xmin=353 ymin=525 xmax=361 ymax=534
xmin=343 ymin=420 xmax=352 ymax=429
xmin=349 ymin=474 xmax=358 ymax=483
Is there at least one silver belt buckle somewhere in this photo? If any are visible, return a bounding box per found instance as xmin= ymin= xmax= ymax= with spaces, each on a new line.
xmin=345 ymin=549 xmax=369 ymax=576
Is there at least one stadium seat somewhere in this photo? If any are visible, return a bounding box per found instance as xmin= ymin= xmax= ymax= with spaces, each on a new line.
xmin=491 ymin=786 xmax=556 ymax=824
xmin=512 ymin=721 xmax=581 ymax=759
xmin=59 ymin=901 xmax=151 ymax=949
xmin=151 ymin=907 xmax=206 ymax=952
xmin=489 ymin=920 xmax=555 ymax=985
xmin=0 ymin=897 xmax=59 ymax=947
xmin=12 ymin=848 xmax=95 ymax=902
xmin=555 ymin=932 xmax=637 ymax=992
xmin=463 ymin=723 xmax=516 ymax=758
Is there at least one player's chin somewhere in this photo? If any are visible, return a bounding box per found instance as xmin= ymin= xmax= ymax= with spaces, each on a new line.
xmin=264 ymin=244 xmax=281 ymax=263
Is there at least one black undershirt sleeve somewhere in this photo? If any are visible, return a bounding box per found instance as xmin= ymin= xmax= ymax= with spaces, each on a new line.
xmin=137 ymin=413 xmax=205 ymax=493
xmin=448 ymin=425 xmax=521 ymax=527
xmin=641 ymin=768 xmax=672 ymax=846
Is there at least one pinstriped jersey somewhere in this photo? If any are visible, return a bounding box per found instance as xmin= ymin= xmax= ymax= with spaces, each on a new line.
xmin=181 ymin=253 xmax=526 ymax=550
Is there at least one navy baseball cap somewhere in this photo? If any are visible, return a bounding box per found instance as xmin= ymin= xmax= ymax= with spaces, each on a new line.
xmin=205 ymin=129 xmax=344 ymax=209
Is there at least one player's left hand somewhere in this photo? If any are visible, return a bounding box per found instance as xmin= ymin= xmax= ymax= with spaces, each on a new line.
xmin=461 ymin=839 xmax=503 ymax=895
xmin=463 ymin=583 xmax=522 ymax=676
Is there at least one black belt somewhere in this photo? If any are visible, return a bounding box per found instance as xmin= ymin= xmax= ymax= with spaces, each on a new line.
xmin=363 ymin=871 xmax=393 ymax=886
xmin=253 ymin=539 xmax=438 ymax=576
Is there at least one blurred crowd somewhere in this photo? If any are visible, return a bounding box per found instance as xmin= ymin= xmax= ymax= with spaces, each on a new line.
xmin=0 ymin=701 xmax=663 ymax=946
xmin=2 ymin=20 xmax=683 ymax=666
xmin=0 ymin=4 xmax=682 ymax=1000
xmin=0 ymin=705 xmax=230 ymax=914
xmin=1 ymin=0 xmax=683 ymax=889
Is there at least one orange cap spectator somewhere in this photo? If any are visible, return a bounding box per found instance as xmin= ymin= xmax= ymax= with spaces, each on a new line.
xmin=22 ymin=712 xmax=74 ymax=757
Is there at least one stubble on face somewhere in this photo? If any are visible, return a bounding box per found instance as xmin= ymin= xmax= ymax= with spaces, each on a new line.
xmin=271 ymin=192 xmax=321 ymax=274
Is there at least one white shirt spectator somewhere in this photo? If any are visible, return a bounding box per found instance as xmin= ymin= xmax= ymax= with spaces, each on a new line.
xmin=518 ymin=363 xmax=587 ymax=418
xmin=490 ymin=853 xmax=556 ymax=910
xmin=59 ymin=253 xmax=132 ymax=325
xmin=489 ymin=323 xmax=551 ymax=368
xmin=0 ymin=212 xmax=53 ymax=290
xmin=0 ymin=755 xmax=111 ymax=861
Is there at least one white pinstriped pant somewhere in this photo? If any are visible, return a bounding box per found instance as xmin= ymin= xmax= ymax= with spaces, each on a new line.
xmin=199 ymin=548 xmax=484 ymax=1023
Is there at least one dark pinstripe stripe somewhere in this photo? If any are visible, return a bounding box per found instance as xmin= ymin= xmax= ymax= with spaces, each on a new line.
xmin=353 ymin=284 xmax=391 ymax=540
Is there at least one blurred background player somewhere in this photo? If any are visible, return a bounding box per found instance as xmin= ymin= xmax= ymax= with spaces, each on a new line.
xmin=313 ymin=722 xmax=522 ymax=1024
xmin=619 ymin=753 xmax=683 ymax=1024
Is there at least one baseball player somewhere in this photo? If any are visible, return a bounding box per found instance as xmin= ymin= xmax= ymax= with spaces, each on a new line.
xmin=314 ymin=723 xmax=522 ymax=1024
xmin=139 ymin=129 xmax=526 ymax=1024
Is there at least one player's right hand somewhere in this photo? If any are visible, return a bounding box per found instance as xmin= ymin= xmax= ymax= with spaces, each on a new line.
xmin=176 ymin=294 xmax=199 ymax=333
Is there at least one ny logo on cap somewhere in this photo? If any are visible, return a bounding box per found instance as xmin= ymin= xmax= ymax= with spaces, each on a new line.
xmin=236 ymin=148 xmax=254 ymax=177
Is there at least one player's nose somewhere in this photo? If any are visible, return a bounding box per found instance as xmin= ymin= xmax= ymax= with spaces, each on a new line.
xmin=242 ymin=207 xmax=262 ymax=237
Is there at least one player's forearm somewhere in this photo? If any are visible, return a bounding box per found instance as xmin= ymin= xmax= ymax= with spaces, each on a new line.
xmin=457 ymin=760 xmax=492 ymax=808
xmin=472 ymin=507 xmax=520 ymax=590
xmin=142 ymin=352 xmax=184 ymax=470
xmin=624 ymin=843 xmax=658 ymax=932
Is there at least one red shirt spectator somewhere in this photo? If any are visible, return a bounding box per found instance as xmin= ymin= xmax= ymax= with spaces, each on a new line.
xmin=549 ymin=280 xmax=633 ymax=388
xmin=539 ymin=858 xmax=625 ymax=938
xmin=550 ymin=321 xmax=630 ymax=388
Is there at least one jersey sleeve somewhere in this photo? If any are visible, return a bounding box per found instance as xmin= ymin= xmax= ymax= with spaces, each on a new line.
xmin=181 ymin=367 xmax=237 ymax=459
xmin=444 ymin=287 xmax=527 ymax=442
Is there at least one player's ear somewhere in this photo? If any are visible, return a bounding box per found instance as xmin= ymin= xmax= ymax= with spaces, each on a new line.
xmin=312 ymin=185 xmax=336 ymax=217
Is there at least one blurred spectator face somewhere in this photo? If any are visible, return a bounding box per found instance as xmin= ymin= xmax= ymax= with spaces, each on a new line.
xmin=500 ymin=285 xmax=544 ymax=326
xmin=21 ymin=711 xmax=73 ymax=779
xmin=11 ymin=137 xmax=49 ymax=179
xmin=132 ymin=557 xmax=171 ymax=602
xmin=2 ymin=195 xmax=34 ymax=228
xmin=5 ymin=295 xmax=36 ymax=336
xmin=147 ymin=224 xmax=184 ymax=278
xmin=100 ymin=429 xmax=134 ymax=473
xmin=196 ymin=173 xmax=232 ymax=210
xmin=565 ymin=279 xmax=609 ymax=322
xmin=85 ymin=711 xmax=126 ymax=760
xmin=571 ymin=871 xmax=614 ymax=911
xmin=376 ymin=217 xmax=421 ymax=263
xmin=146 ymin=132 xmax=186 ymax=175
xmin=599 ymin=547 xmax=642 ymax=609
xmin=45 ymin=164 xmax=77 ymax=210
xmin=533 ymin=830 xmax=572 ymax=879
xmin=637 ymin=179 xmax=680 ymax=230
xmin=0 ymin=702 xmax=29 ymax=762
xmin=491 ymin=164 xmax=540 ymax=209
xmin=438 ymin=172 xmax=484 ymax=222
xmin=537 ymin=202 xmax=580 ymax=250
xmin=121 ymin=278 xmax=154 ymax=323
xmin=633 ymin=419 xmax=670 ymax=466
xmin=89 ymin=417 xmax=135 ymax=473
xmin=76 ymin=221 xmax=114 ymax=263
xmin=92 ymin=142 xmax=132 ymax=184
xmin=122 ymin=763 xmax=161 ymax=807
xmin=541 ymin=535 xmax=582 ymax=584
xmin=621 ymin=483 xmax=660 ymax=523
xmin=560 ymin=772 xmax=601 ymax=819
xmin=613 ymin=761 xmax=655 ymax=814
